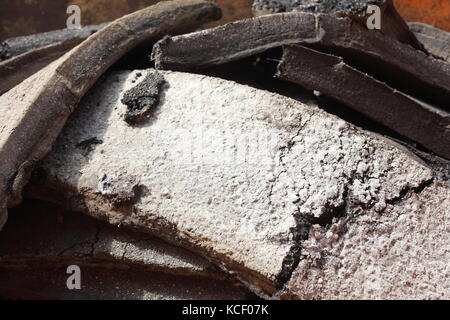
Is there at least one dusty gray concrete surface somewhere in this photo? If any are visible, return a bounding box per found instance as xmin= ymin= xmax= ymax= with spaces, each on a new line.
xmin=26 ymin=69 xmax=443 ymax=297
xmin=0 ymin=200 xmax=219 ymax=278
xmin=281 ymin=181 xmax=450 ymax=300
xmin=0 ymin=0 xmax=222 ymax=231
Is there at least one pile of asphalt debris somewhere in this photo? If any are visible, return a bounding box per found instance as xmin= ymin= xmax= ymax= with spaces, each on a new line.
xmin=0 ymin=0 xmax=449 ymax=300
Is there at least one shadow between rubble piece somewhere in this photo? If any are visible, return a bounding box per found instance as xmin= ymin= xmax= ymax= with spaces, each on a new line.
xmin=0 ymin=266 xmax=256 ymax=300
xmin=276 ymin=44 xmax=450 ymax=160
xmin=0 ymin=199 xmax=224 ymax=280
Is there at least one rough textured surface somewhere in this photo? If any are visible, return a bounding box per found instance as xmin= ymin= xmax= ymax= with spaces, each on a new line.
xmin=121 ymin=71 xmax=166 ymax=125
xmin=277 ymin=44 xmax=450 ymax=160
xmin=0 ymin=199 xmax=218 ymax=278
xmin=251 ymin=0 xmax=422 ymax=50
xmin=409 ymin=22 xmax=450 ymax=63
xmin=252 ymin=0 xmax=384 ymax=14
xmin=0 ymin=0 xmax=222 ymax=230
xmin=152 ymin=12 xmax=450 ymax=109
xmin=282 ymin=181 xmax=450 ymax=300
xmin=0 ymin=267 xmax=254 ymax=300
xmin=26 ymin=69 xmax=435 ymax=296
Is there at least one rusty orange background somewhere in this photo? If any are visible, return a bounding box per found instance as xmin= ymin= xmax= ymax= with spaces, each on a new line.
xmin=394 ymin=0 xmax=450 ymax=31
xmin=0 ymin=0 xmax=448 ymax=40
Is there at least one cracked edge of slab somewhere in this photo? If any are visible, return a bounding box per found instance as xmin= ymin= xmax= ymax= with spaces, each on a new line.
xmin=151 ymin=12 xmax=319 ymax=71
xmin=276 ymin=44 xmax=450 ymax=160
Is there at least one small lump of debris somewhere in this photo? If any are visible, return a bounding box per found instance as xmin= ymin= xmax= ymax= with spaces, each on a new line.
xmin=121 ymin=71 xmax=166 ymax=125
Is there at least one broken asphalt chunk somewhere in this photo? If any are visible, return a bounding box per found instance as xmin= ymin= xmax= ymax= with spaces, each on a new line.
xmin=311 ymin=14 xmax=450 ymax=109
xmin=276 ymin=44 xmax=450 ymax=160
xmin=252 ymin=0 xmax=423 ymax=49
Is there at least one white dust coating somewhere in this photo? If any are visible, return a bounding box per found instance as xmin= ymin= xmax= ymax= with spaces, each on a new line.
xmin=284 ymin=182 xmax=450 ymax=299
xmin=34 ymin=69 xmax=432 ymax=290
